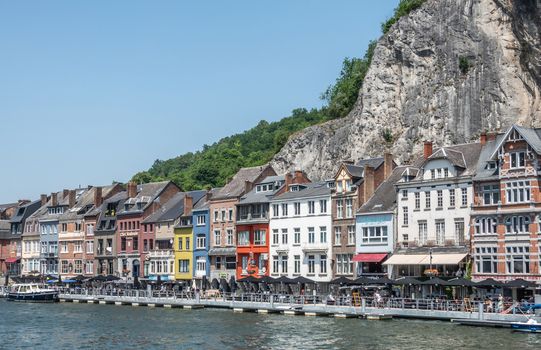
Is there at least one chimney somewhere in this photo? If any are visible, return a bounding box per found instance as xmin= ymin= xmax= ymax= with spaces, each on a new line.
xmin=423 ymin=141 xmax=433 ymax=160
xmin=487 ymin=132 xmax=497 ymax=142
xmin=51 ymin=192 xmax=58 ymax=206
xmin=363 ymin=165 xmax=375 ymax=203
xmin=294 ymin=170 xmax=304 ymax=183
xmin=63 ymin=189 xmax=69 ymax=199
xmin=127 ymin=182 xmax=137 ymax=198
xmin=18 ymin=199 xmax=30 ymax=206
xmin=94 ymin=187 xmax=103 ymax=207
xmin=383 ymin=152 xmax=394 ymax=180
xmin=244 ymin=180 xmax=253 ymax=194
xmin=480 ymin=132 xmax=487 ymax=145
xmin=285 ymin=172 xmax=293 ymax=189
xmin=69 ymin=190 xmax=76 ymax=208
xmin=183 ymin=195 xmax=193 ymax=216
xmin=40 ymin=194 xmax=48 ymax=206
xmin=206 ymin=190 xmax=212 ymax=202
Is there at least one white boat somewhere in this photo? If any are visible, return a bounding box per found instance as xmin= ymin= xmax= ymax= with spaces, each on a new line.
xmin=511 ymin=318 xmax=541 ymax=333
xmin=7 ymin=283 xmax=59 ymax=303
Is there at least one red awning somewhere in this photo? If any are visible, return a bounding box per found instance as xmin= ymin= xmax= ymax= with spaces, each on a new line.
xmin=352 ymin=253 xmax=388 ymax=263
xmin=5 ymin=257 xmax=20 ymax=263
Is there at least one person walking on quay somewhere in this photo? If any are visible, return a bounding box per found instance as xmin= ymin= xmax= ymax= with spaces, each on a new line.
xmin=497 ymin=294 xmax=504 ymax=313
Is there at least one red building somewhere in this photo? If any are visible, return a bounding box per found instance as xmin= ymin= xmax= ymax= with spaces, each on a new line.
xmin=471 ymin=125 xmax=541 ymax=282
xmin=116 ymin=181 xmax=180 ymax=278
xmin=235 ymin=171 xmax=309 ymax=279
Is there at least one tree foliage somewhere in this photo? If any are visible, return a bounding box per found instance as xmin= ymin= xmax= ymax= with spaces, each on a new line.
xmin=132 ymin=1 xmax=424 ymax=190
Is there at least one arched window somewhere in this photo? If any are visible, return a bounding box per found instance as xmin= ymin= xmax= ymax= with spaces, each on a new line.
xmin=505 ymin=216 xmax=530 ymax=234
xmin=475 ymin=217 xmax=498 ymax=234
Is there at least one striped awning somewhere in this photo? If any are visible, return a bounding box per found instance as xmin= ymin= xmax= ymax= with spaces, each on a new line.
xmin=383 ymin=253 xmax=467 ymax=266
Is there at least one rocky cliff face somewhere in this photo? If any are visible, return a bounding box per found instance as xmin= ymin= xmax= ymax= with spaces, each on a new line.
xmin=271 ymin=0 xmax=541 ymax=179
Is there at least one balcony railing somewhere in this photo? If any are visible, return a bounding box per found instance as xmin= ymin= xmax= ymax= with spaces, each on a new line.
xmin=148 ymin=250 xmax=174 ymax=258
xmin=237 ymin=212 xmax=269 ymax=222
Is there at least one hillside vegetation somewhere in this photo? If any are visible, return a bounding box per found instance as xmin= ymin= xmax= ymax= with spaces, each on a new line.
xmin=132 ymin=0 xmax=425 ymax=190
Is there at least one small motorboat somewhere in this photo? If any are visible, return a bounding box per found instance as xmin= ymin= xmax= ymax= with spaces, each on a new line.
xmin=511 ymin=318 xmax=541 ymax=333
xmin=7 ymin=283 xmax=59 ymax=303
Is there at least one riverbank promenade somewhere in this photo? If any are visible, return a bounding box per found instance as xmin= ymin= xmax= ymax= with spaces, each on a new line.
xmin=56 ymin=289 xmax=538 ymax=325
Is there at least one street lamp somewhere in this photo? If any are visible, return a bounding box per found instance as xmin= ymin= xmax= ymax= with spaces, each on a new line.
xmin=429 ymin=248 xmax=433 ymax=279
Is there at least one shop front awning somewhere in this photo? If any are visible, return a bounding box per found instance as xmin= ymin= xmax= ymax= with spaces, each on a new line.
xmin=382 ymin=253 xmax=467 ymax=266
xmin=208 ymin=248 xmax=236 ymax=257
xmin=5 ymin=257 xmax=20 ymax=263
xmin=352 ymin=253 xmax=388 ymax=263
xmin=382 ymin=254 xmax=426 ymax=265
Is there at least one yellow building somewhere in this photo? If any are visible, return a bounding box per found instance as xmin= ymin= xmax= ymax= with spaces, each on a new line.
xmin=174 ymin=215 xmax=194 ymax=282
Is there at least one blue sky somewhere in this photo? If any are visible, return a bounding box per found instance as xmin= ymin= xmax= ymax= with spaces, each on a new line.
xmin=0 ymin=1 xmax=398 ymax=203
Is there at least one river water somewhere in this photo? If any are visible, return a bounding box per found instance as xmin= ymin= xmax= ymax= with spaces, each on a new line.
xmin=1 ymin=300 xmax=540 ymax=349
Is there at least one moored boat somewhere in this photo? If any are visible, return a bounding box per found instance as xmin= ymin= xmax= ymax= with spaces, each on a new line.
xmin=511 ymin=318 xmax=541 ymax=333
xmin=7 ymin=283 xmax=59 ymax=303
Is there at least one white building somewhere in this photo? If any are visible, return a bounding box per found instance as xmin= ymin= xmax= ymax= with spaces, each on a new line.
xmin=385 ymin=141 xmax=482 ymax=278
xmin=269 ymin=182 xmax=332 ymax=283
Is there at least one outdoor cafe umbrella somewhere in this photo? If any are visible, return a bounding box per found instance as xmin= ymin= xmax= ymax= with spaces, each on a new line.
xmin=392 ymin=277 xmax=421 ymax=286
xmin=91 ymin=275 xmax=107 ymax=282
xmin=445 ymin=277 xmax=475 ymax=287
xmin=211 ymin=278 xmax=220 ymax=289
xmin=274 ymin=276 xmax=294 ymax=284
xmin=348 ymin=276 xmax=374 ymax=286
xmin=220 ymin=278 xmax=230 ymax=293
xmin=330 ymin=276 xmax=352 ymax=285
xmin=237 ymin=275 xmax=259 ymax=283
xmin=420 ymin=277 xmax=449 ymax=286
xmin=259 ymin=275 xmax=275 ymax=284
xmin=474 ymin=278 xmax=504 ymax=288
xmin=74 ymin=275 xmax=85 ymax=282
xmin=229 ymin=276 xmax=237 ymax=293
xmin=105 ymin=274 xmax=120 ymax=282
xmin=372 ymin=277 xmax=395 ymax=285
xmin=292 ymin=276 xmax=315 ymax=285
xmin=504 ymin=279 xmax=537 ymax=289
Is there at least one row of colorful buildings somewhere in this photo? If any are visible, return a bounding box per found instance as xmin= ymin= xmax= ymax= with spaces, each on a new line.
xmin=0 ymin=124 xmax=540 ymax=285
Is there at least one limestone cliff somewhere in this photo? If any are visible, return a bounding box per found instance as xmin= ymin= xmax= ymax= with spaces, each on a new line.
xmin=271 ymin=0 xmax=541 ymax=179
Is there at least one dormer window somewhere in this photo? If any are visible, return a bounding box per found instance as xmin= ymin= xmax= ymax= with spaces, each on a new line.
xmin=290 ymin=185 xmax=299 ymax=192
xmin=345 ymin=179 xmax=352 ymax=192
xmin=336 ymin=181 xmax=343 ymax=192
xmin=510 ymin=151 xmax=525 ymax=169
xmin=486 ymin=162 xmax=497 ymax=170
xmin=444 ymin=168 xmax=449 ymax=178
xmin=430 ymin=169 xmax=435 ymax=179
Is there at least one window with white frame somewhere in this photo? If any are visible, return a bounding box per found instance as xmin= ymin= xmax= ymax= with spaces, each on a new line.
xmin=281 ymin=203 xmax=288 ymax=216
xmin=461 ymin=188 xmax=468 ymax=206
xmin=347 ymin=225 xmax=355 ymax=245
xmin=214 ymin=230 xmax=221 ymax=246
xmin=414 ymin=192 xmax=420 ymax=209
xmin=475 ymin=217 xmax=498 ymax=235
xmin=74 ymin=260 xmax=82 ymax=274
xmin=294 ymin=202 xmax=301 ymax=215
xmin=61 ymin=260 xmax=69 ymax=274
xmin=418 ymin=221 xmax=427 ymax=245
xmin=437 ymin=190 xmax=443 ymax=208
xmin=319 ymin=226 xmax=327 ymax=243
xmin=281 ymin=229 xmax=288 ymax=245
xmin=506 ymin=246 xmax=530 ymax=273
xmin=307 ymin=255 xmax=315 ymax=274
xmin=61 ymin=242 xmax=68 ymax=253
xmin=272 ymin=256 xmax=279 ymax=274
xmin=435 ymin=220 xmax=445 ymax=245
xmin=509 ymin=151 xmax=525 ymax=169
xmin=178 ymin=260 xmax=189 ymax=273
xmin=308 ymin=227 xmax=315 ymax=244
xmin=505 ymin=181 xmax=531 ymax=203
xmin=336 ymin=200 xmax=343 ymax=219
xmin=272 ymin=229 xmax=279 ymax=245
xmin=237 ymin=231 xmax=249 ymax=246
xmin=345 ymin=198 xmax=353 ymax=218
xmin=319 ymin=199 xmax=327 ymax=213
xmin=86 ymin=241 xmax=93 ymax=254
xmin=213 ymin=210 xmax=219 ymax=222
xmin=334 ymin=227 xmax=341 ymax=245
xmin=196 ymin=257 xmax=206 ymax=273
xmin=294 ymin=255 xmax=300 ymax=274
xmin=336 ymin=254 xmax=353 ymax=275
xmin=196 ymin=236 xmax=206 ymax=249
xmin=505 ymin=216 xmax=530 ymax=234
xmin=402 ymin=189 xmax=408 ymax=199
xmin=254 ymin=230 xmax=266 ymax=245
xmin=74 ymin=241 xmax=82 ymax=253
xmin=425 ymin=191 xmax=431 ymax=209
xmin=402 ymin=207 xmax=409 ymax=225
xmin=449 ymin=188 xmax=456 ymax=207
xmin=294 ymin=228 xmax=300 ymax=244
xmin=280 ymin=256 xmax=288 ymax=273
xmin=361 ymin=226 xmax=388 ymax=245
xmin=320 ymin=254 xmax=327 ymax=274
xmin=272 ymin=204 xmax=279 ymax=217
xmin=308 ymin=201 xmax=315 ymax=214
xmin=336 ymin=181 xmax=343 ymax=192
xmin=475 ymin=246 xmax=498 ymax=274
xmin=482 ymin=184 xmax=500 ymax=205
xmin=454 ymin=219 xmax=465 ymax=245
xmin=226 ymin=229 xmax=234 ymax=245
xmin=197 ymin=215 xmax=206 ymax=226
xmin=85 ymin=260 xmax=93 ymax=274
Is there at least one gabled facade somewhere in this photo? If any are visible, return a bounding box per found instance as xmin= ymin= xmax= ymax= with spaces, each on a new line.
xmin=193 ymin=189 xmax=219 ymax=285
xmin=21 ymin=195 xmax=49 ymax=276
xmin=356 ymin=166 xmax=407 ymax=277
xmin=471 ymin=125 xmax=541 ymax=282
xmin=116 ymin=181 xmax=181 ymax=279
xmin=387 ymin=141 xmax=482 ymax=278
xmin=208 ymin=165 xmax=276 ymax=281
xmin=269 ymin=182 xmax=332 ymax=283
xmin=5 ymin=199 xmax=42 ymax=276
xmin=235 ymin=171 xmax=310 ymax=279
xmin=331 ymin=154 xmax=395 ymax=278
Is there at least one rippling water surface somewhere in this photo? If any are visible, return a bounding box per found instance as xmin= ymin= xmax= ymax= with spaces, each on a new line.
xmin=1 ymin=299 xmax=540 ymax=349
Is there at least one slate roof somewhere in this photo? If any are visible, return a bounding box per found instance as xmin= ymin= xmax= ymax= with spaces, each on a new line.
xmin=413 ymin=142 xmax=482 ymax=180
xmin=212 ymin=165 xmax=275 ymax=200
xmin=272 ymin=181 xmax=330 ymax=201
xmin=60 ymin=185 xmax=119 ymax=221
xmin=473 ymin=134 xmax=505 ymax=181
xmin=489 ymin=125 xmax=541 ymax=158
xmin=9 ymin=199 xmax=42 ymax=224
xmin=142 ymin=190 xmax=206 ymax=223
xmin=95 ymin=191 xmax=128 ymax=233
xmin=343 ymin=157 xmax=385 ymax=179
xmin=193 ymin=187 xmax=221 ymax=211
xmin=117 ymin=181 xmax=173 ymax=215
xmin=358 ymin=166 xmax=408 ymax=214
xmin=0 ymin=220 xmax=11 ymax=239
xmin=0 ymin=203 xmax=17 ymax=213
xmin=28 ymin=190 xmax=72 ymax=222
xmin=238 ymin=175 xmax=286 ymax=205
